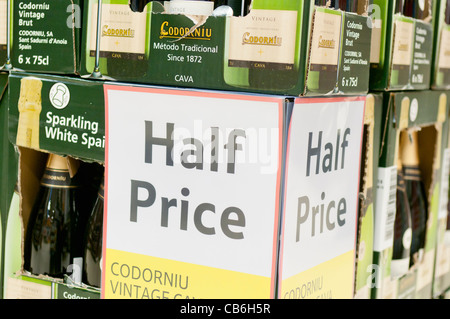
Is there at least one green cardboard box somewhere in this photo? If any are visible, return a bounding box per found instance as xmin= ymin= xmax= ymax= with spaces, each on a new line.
xmin=431 ymin=0 xmax=450 ymax=90
xmin=353 ymin=93 xmax=383 ymax=299
xmin=80 ymin=0 xmax=311 ymax=95
xmin=3 ymin=147 xmax=103 ymax=299
xmin=0 ymin=72 xmax=20 ymax=299
xmin=6 ymin=273 xmax=100 ymax=299
xmin=412 ymin=91 xmax=449 ymax=299
xmin=305 ymin=5 xmax=372 ymax=95
xmin=8 ymin=72 xmax=105 ymax=162
xmin=5 ymin=73 xmax=370 ymax=300
xmin=5 ymin=72 xmax=105 ymax=298
xmin=371 ymin=90 xmax=448 ymax=299
xmin=80 ymin=0 xmax=372 ymax=96
xmin=3 ymin=145 xmax=102 ymax=299
xmin=370 ymin=0 xmax=437 ymax=91
xmin=433 ymin=110 xmax=450 ymax=296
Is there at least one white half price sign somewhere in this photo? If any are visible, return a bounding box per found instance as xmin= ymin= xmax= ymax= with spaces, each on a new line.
xmin=279 ymin=96 xmax=366 ymax=299
xmin=103 ymin=84 xmax=284 ymax=299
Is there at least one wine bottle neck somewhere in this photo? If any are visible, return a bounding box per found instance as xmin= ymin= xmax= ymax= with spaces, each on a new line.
xmin=18 ymin=78 xmax=42 ymax=112
xmin=41 ymin=154 xmax=78 ymax=188
xmin=46 ymin=154 xmax=69 ymax=170
xmin=98 ymin=182 xmax=104 ymax=199
xmin=395 ymin=0 xmax=404 ymax=14
xmin=399 ymin=130 xmax=420 ymax=167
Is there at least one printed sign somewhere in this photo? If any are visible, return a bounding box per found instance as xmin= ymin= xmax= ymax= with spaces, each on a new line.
xmin=410 ymin=21 xmax=433 ymax=87
xmin=11 ymin=0 xmax=80 ymax=73
xmin=374 ymin=166 xmax=397 ymax=252
xmin=279 ymin=96 xmax=365 ymax=299
xmin=8 ymin=74 xmax=105 ymax=162
xmin=89 ymin=3 xmax=148 ymax=60
xmin=104 ymin=85 xmax=284 ymax=299
xmin=227 ymin=9 xmax=298 ymax=70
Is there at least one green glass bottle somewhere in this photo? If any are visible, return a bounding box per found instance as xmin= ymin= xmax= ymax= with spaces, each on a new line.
xmin=316 ymin=0 xmax=338 ymax=8
xmin=403 ymin=0 xmax=414 ymax=17
xmin=395 ymin=0 xmax=405 ymax=14
xmin=307 ymin=1 xmax=342 ymax=94
xmin=82 ymin=176 xmax=104 ymax=288
xmin=224 ymin=0 xmax=305 ymax=91
xmin=403 ymin=0 xmax=429 ymax=19
xmin=339 ymin=0 xmax=356 ymax=12
xmin=23 ymin=154 xmax=83 ymax=278
xmin=84 ymin=0 xmax=152 ymax=79
xmin=339 ymin=0 xmax=372 ymax=13
xmin=215 ymin=0 xmax=251 ymax=16
xmin=446 ymin=0 xmax=450 ymax=24
xmin=391 ymin=160 xmax=413 ymax=277
xmin=436 ymin=0 xmax=450 ymax=86
xmin=390 ymin=4 xmax=414 ymax=88
xmin=130 ymin=0 xmax=150 ymax=12
xmin=399 ymin=130 xmax=428 ymax=267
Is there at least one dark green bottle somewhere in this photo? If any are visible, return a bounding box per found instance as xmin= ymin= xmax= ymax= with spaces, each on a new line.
xmin=82 ymin=177 xmax=104 ymax=288
xmin=316 ymin=0 xmax=338 ymax=9
xmin=339 ymin=0 xmax=357 ymax=12
xmin=130 ymin=0 xmax=150 ymax=12
xmin=235 ymin=0 xmax=304 ymax=91
xmin=23 ymin=154 xmax=82 ymax=278
xmin=395 ymin=0 xmax=404 ymax=14
xmin=392 ymin=161 xmax=413 ymax=265
xmin=400 ymin=130 xmax=428 ymax=267
xmin=404 ymin=0 xmax=429 ymax=19
xmin=85 ymin=0 xmax=151 ymax=80
xmin=403 ymin=0 xmax=415 ymax=17
xmin=445 ymin=0 xmax=450 ymax=24
xmin=339 ymin=0 xmax=372 ymax=13
xmin=215 ymin=0 xmax=251 ymax=16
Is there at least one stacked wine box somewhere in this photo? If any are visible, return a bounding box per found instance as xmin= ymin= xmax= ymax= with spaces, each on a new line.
xmin=0 ymin=0 xmax=450 ymax=301
xmin=368 ymin=0 xmax=450 ymax=300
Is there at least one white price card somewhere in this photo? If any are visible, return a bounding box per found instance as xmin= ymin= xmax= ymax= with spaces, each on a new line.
xmin=104 ymin=84 xmax=284 ymax=299
xmin=279 ymin=96 xmax=365 ymax=299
